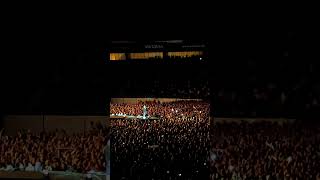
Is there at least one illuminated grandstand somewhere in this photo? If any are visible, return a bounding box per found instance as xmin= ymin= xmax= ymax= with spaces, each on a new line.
xmin=107 ymin=40 xmax=207 ymax=61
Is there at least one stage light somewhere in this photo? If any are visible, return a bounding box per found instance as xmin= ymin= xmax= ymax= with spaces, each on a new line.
xmin=178 ymin=173 xmax=181 ymax=176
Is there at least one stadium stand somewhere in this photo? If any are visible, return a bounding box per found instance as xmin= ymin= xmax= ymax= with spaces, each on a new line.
xmin=0 ymin=122 xmax=108 ymax=179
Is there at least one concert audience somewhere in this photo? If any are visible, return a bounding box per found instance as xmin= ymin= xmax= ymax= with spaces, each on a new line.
xmin=111 ymin=101 xmax=210 ymax=180
xmin=113 ymin=74 xmax=320 ymax=118
xmin=209 ymin=121 xmax=320 ymax=179
xmin=111 ymin=61 xmax=320 ymax=118
xmin=0 ymin=126 xmax=107 ymax=174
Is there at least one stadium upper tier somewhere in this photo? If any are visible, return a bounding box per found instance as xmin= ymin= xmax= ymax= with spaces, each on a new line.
xmin=107 ymin=40 xmax=208 ymax=61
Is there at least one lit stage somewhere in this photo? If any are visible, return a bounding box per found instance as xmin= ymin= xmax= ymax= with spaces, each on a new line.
xmin=110 ymin=104 xmax=159 ymax=120
xmin=110 ymin=114 xmax=159 ymax=120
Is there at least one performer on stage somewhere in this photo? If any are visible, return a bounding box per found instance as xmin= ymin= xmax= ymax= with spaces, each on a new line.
xmin=142 ymin=105 xmax=148 ymax=119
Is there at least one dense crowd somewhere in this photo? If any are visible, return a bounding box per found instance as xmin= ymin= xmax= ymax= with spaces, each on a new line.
xmin=110 ymin=59 xmax=320 ymax=119
xmin=111 ymin=101 xmax=210 ymax=180
xmin=0 ymin=125 xmax=107 ymax=174
xmin=112 ymin=76 xmax=320 ymax=118
xmin=111 ymin=100 xmax=209 ymax=118
xmin=210 ymin=121 xmax=320 ymax=179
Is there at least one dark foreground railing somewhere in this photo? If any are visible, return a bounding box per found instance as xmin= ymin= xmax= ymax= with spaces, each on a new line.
xmin=0 ymin=171 xmax=106 ymax=180
xmin=0 ymin=171 xmax=44 ymax=179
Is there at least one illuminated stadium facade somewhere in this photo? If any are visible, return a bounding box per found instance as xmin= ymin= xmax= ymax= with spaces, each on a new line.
xmin=107 ymin=40 xmax=208 ymax=61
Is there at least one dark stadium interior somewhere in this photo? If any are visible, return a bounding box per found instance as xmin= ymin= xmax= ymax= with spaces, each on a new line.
xmin=3 ymin=31 xmax=320 ymax=119
xmin=1 ymin=29 xmax=320 ymax=179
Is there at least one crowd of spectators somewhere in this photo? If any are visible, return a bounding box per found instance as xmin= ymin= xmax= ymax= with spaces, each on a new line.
xmin=110 ymin=60 xmax=320 ymax=119
xmin=113 ymin=78 xmax=320 ymax=118
xmin=111 ymin=100 xmax=211 ymax=180
xmin=0 ymin=125 xmax=107 ymax=175
xmin=209 ymin=121 xmax=320 ymax=179
xmin=111 ymin=100 xmax=209 ymax=118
